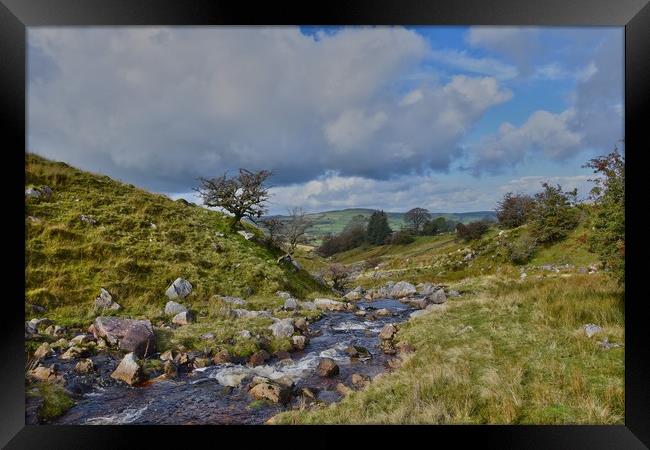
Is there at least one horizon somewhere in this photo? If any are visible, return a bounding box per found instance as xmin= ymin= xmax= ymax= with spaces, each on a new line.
xmin=28 ymin=26 xmax=623 ymax=215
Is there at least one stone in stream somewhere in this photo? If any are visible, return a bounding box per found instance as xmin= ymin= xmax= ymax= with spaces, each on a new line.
xmin=314 ymin=298 xmax=347 ymax=311
xmin=33 ymin=342 xmax=54 ymax=360
xmin=93 ymin=316 xmax=156 ymax=358
xmin=164 ymin=301 xmax=187 ymax=316
xmin=111 ymin=352 xmax=144 ymax=386
xmin=336 ymin=383 xmax=353 ymax=396
xmin=248 ymin=382 xmax=291 ymax=404
xmin=247 ymin=350 xmax=270 ymax=367
xmin=379 ymin=324 xmax=397 ymax=340
xmin=344 ymin=286 xmax=365 ymax=301
xmin=351 ymin=373 xmax=371 ymax=388
xmin=74 ymin=358 xmax=95 ymax=374
xmin=283 ymin=297 xmax=299 ymax=310
xmin=388 ymin=281 xmax=417 ymax=298
xmin=416 ymin=282 xmax=438 ymax=296
xmin=317 ymin=358 xmax=339 ymax=377
xmin=213 ymin=349 xmax=232 ymax=364
xmin=345 ymin=345 xmax=371 ymax=360
xmin=292 ymin=335 xmax=307 ymax=351
xmin=165 ymin=277 xmax=193 ymax=299
xmin=28 ymin=364 xmax=59 ymax=383
xmin=293 ymin=317 xmax=308 ymax=333
xmin=375 ymin=308 xmax=391 ymax=317
xmin=61 ymin=346 xmax=87 ymax=360
xmin=163 ymin=360 xmax=178 ymax=379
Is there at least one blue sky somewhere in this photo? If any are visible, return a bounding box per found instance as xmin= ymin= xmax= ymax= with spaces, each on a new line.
xmin=28 ymin=26 xmax=623 ymax=214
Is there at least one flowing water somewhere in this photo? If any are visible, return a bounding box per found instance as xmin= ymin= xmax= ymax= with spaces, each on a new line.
xmin=53 ymin=298 xmax=414 ymax=425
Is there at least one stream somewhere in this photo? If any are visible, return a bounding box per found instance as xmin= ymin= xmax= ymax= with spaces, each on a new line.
xmin=52 ymin=298 xmax=415 ymax=425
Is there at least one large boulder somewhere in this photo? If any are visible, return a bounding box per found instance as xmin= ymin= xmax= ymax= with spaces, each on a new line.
xmin=111 ymin=353 xmax=143 ymax=386
xmin=416 ymin=283 xmax=438 ymax=296
xmin=317 ymin=358 xmax=339 ymax=377
xmin=164 ymin=301 xmax=187 ymax=316
xmin=314 ymin=298 xmax=347 ymax=311
xmin=165 ymin=278 xmax=193 ymax=299
xmin=269 ymin=318 xmax=294 ymax=338
xmin=94 ymin=288 xmax=121 ymax=311
xmin=389 ymin=281 xmax=417 ymax=298
xmin=292 ymin=335 xmax=307 ymax=351
xmin=28 ymin=365 xmax=59 ymax=382
xmin=33 ymin=342 xmax=54 ymax=360
xmin=25 ymin=187 xmax=42 ymax=199
xmin=344 ymin=286 xmax=365 ymax=301
xmin=248 ymin=382 xmax=291 ymax=404
xmin=429 ymin=289 xmax=447 ymax=304
xmin=94 ymin=317 xmax=156 ymax=357
xmin=25 ymin=318 xmax=53 ymax=335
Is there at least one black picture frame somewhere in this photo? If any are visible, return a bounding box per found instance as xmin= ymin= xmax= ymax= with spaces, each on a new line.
xmin=2 ymin=1 xmax=648 ymax=448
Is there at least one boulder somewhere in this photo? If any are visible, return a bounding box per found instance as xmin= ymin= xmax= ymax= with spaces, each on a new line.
xmin=344 ymin=286 xmax=365 ymax=301
xmin=336 ymin=383 xmax=353 ymax=396
xmin=314 ymin=298 xmax=347 ymax=311
xmin=429 ymin=289 xmax=447 ymax=304
xmin=172 ymin=311 xmax=194 ymax=326
xmin=276 ymin=291 xmax=292 ymax=299
xmin=416 ymin=283 xmax=438 ymax=296
xmin=248 ymin=350 xmax=270 ymax=367
xmin=194 ymin=357 xmax=212 ymax=368
xmin=232 ymin=309 xmax=272 ymax=319
xmin=293 ymin=317 xmax=308 ymax=332
xmin=292 ymin=335 xmax=307 ymax=351
xmin=61 ymin=346 xmax=87 ymax=360
xmin=28 ymin=365 xmax=59 ymax=382
xmin=269 ymin=319 xmax=294 ymax=338
xmin=74 ymin=358 xmax=95 ymax=374
xmin=94 ymin=317 xmax=156 ymax=357
xmin=584 ymin=323 xmax=602 ymax=338
xmin=375 ymin=308 xmax=391 ymax=317
xmin=110 ymin=353 xmax=143 ymax=386
xmin=165 ymin=277 xmax=193 ymax=299
xmin=351 ymin=373 xmax=370 ymax=388
xmin=248 ymin=382 xmax=291 ymax=404
xmin=25 ymin=187 xmax=42 ymax=199
xmin=70 ymin=334 xmax=92 ymax=346
xmin=33 ymin=342 xmax=54 ymax=360
xmin=283 ymin=297 xmax=299 ymax=310
xmin=237 ymin=330 xmax=252 ymax=339
xmin=39 ymin=186 xmax=53 ymax=200
xmin=200 ymin=333 xmax=215 ymax=341
xmin=25 ymin=318 xmax=53 ymax=335
xmin=299 ymin=301 xmax=317 ymax=311
xmin=317 ymin=358 xmax=339 ymax=377
xmin=163 ymin=360 xmax=178 ymax=378
xmin=345 ymin=345 xmax=371 ymax=360
xmin=408 ymin=298 xmax=428 ymax=309
xmin=164 ymin=301 xmax=188 ymax=316
xmin=388 ymin=281 xmax=417 ymax=298
xmin=212 ymin=349 xmax=232 ymax=364
xmin=379 ymin=324 xmax=397 ymax=340
xmin=160 ymin=350 xmax=174 ymax=361
xmin=217 ymin=296 xmax=246 ymax=306
xmin=94 ymin=288 xmax=121 ymax=311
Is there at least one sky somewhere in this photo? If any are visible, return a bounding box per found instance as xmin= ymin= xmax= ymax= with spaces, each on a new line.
xmin=27 ymin=26 xmax=624 ymax=214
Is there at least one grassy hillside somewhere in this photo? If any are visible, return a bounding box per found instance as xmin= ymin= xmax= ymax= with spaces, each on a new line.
xmin=25 ymin=154 xmax=330 ymax=353
xmin=268 ymin=208 xmax=497 ymax=241
xmin=277 ymin=215 xmax=624 ymax=424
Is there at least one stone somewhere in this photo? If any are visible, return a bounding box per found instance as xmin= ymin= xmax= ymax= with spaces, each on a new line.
xmin=448 ymin=290 xmax=461 ymax=297
xmin=80 ymin=214 xmax=97 ymax=225
xmin=39 ymin=186 xmax=53 ymax=199
xmin=269 ymin=318 xmax=294 ymax=338
xmin=301 ymin=387 xmax=317 ymax=399
xmin=416 ymin=283 xmax=438 ymax=296
xmin=336 ymin=383 xmax=353 ymax=396
xmin=194 ymin=357 xmax=212 ymax=368
xmin=429 ymin=289 xmax=447 ymax=304
xmin=379 ymin=324 xmax=397 ymax=340
xmin=317 ymin=358 xmax=339 ymax=377
xmin=117 ymin=320 xmax=156 ymax=357
xmin=94 ymin=288 xmax=121 ymax=311
xmin=375 ymin=308 xmax=391 ymax=317
xmin=388 ymin=281 xmax=417 ymax=298
xmin=74 ymin=358 xmax=95 ymax=374
xmin=165 ymin=277 xmax=193 ymax=299
xmin=409 ymin=298 xmax=428 ymax=309
xmin=34 ymin=342 xmax=54 ymax=359
xmin=28 ymin=365 xmax=59 ymax=382
xmin=200 ymin=333 xmax=215 ymax=340
xmin=217 ymin=296 xmax=246 ymax=306
xmin=276 ymin=291 xmax=292 ymax=299
xmin=248 ymin=350 xmax=270 ymax=367
xmin=174 ymin=352 xmax=194 ymax=368
xmin=160 ymin=350 xmax=174 ymax=361
xmin=299 ymin=301 xmax=317 ymax=311
xmin=274 ymin=351 xmax=291 ymax=361
xmin=292 ymin=335 xmax=307 ymax=350
xmin=60 ymin=346 xmax=86 ymax=360
xmin=163 ymin=360 xmax=178 ymax=378
xmin=345 ymin=345 xmax=371 ymax=360
xmin=213 ymin=349 xmax=232 ymax=364
xmin=584 ymin=323 xmax=603 ymax=338
xmin=314 ymin=298 xmax=347 ymax=311
xmin=293 ymin=317 xmax=308 ymax=332
xmin=26 ymin=318 xmax=52 ymax=335
xmin=344 ymin=286 xmax=365 ymax=301
xmin=283 ymin=297 xmax=299 ymax=310
xmin=248 ymin=382 xmax=291 ymax=404
xmin=70 ymin=334 xmax=92 ymax=346
xmin=164 ymin=301 xmax=188 ymax=316
xmin=351 ymin=373 xmax=370 ymax=388
xmin=25 ymin=187 xmax=42 ymax=199
xmin=237 ymin=230 xmax=255 ymax=240
xmin=111 ymin=353 xmax=143 ymax=386
xmin=172 ymin=311 xmax=194 ymax=326
xmin=237 ymin=330 xmax=252 ymax=339
xmin=232 ymin=309 xmax=272 ymax=319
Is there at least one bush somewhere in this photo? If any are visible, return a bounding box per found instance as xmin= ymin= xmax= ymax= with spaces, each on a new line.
xmin=326 ymin=263 xmax=353 ymax=291
xmin=529 ymin=183 xmax=581 ymax=244
xmin=456 ymin=220 xmax=490 ymax=242
xmin=363 ymin=256 xmax=382 ymax=270
xmin=496 ymin=192 xmax=535 ymax=229
xmin=317 ymin=223 xmax=366 ymax=257
xmin=385 ymin=231 xmax=415 ymax=245
xmin=507 ymin=235 xmax=538 ymax=265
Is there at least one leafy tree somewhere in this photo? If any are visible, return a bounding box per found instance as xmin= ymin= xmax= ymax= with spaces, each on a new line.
xmin=583 ymin=147 xmax=625 ymax=283
xmin=366 ymin=210 xmax=392 ymax=245
xmin=385 ymin=230 xmax=416 ymax=245
xmin=496 ymin=193 xmax=536 ymax=229
xmin=317 ymin=217 xmax=366 ymax=257
xmin=404 ymin=207 xmax=432 ymax=234
xmin=456 ymin=220 xmax=490 ymax=242
xmin=529 ymin=183 xmax=581 ymax=243
xmin=195 ymin=169 xmax=272 ymax=229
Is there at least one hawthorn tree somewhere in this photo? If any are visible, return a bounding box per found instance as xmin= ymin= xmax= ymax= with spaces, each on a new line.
xmin=195 ymin=169 xmax=272 ymax=230
xmin=281 ymin=207 xmax=311 ymax=255
xmin=404 ymin=207 xmax=432 ymax=234
xmin=496 ymin=192 xmax=536 ymax=229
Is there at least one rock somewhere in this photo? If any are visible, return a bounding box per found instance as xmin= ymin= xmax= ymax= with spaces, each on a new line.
xmin=174 ymin=352 xmax=194 ymax=368
xmin=408 ymin=298 xmax=428 ymax=309
xmin=200 ymin=333 xmax=215 ymax=341
xmin=34 ymin=342 xmax=54 ymax=359
xmin=276 ymin=291 xmax=292 ymax=299
xmin=249 ymin=382 xmax=291 ymax=404
xmin=351 ymin=373 xmax=370 ymax=388
xmin=232 ymin=309 xmax=272 ymax=319
xmin=379 ymin=324 xmax=397 ymax=340
xmin=165 ymin=277 xmax=193 ymax=299
xmin=375 ymin=308 xmax=391 ymax=317
xmin=160 ymin=350 xmax=174 ymax=362
xmin=39 ymin=185 xmax=53 ymax=199
xmin=448 ymin=290 xmax=460 ymax=297
xmin=70 ymin=334 xmax=92 ymax=346
xmin=584 ymin=323 xmax=602 ymax=338
xmin=51 ymin=338 xmax=69 ymax=349
xmin=301 ymin=387 xmax=317 ymax=399
xmin=74 ymin=358 xmax=95 ymax=374
xmin=217 ymin=296 xmax=246 ymax=306
xmin=28 ymin=365 xmax=59 ymax=382
xmin=520 ymin=272 xmax=527 ymax=279
xmin=79 ymin=214 xmax=97 ymax=225
xmin=292 ymin=335 xmax=307 ymax=350
xmin=110 ymin=353 xmax=143 ymax=386
xmin=212 ymin=349 xmax=232 ymax=364
xmin=397 ymin=342 xmax=416 ymax=355
xmin=194 ymin=357 xmax=212 ymax=368
xmin=214 ymin=231 xmax=225 ymax=237
xmin=237 ymin=230 xmax=255 ymax=240
xmin=299 ymin=301 xmax=317 ymax=311
xmin=94 ymin=288 xmax=121 ymax=311
xmin=344 ymin=286 xmax=365 ymax=301
xmin=388 ymin=281 xmax=417 ymax=298
xmin=214 ymin=367 xmax=253 ymax=387
xmin=117 ymin=320 xmax=156 ymax=357
xmin=26 ymin=318 xmax=53 ymax=335
xmin=354 ymin=310 xmax=367 ymax=317
xmin=416 ymin=283 xmax=438 ymax=296
xmin=25 ymin=187 xmax=42 ymax=198
xmin=248 ymin=350 xmax=270 ymax=367
xmin=269 ymin=318 xmax=294 ymax=338
xmin=429 ymin=289 xmax=447 ymax=304
xmin=172 ymin=311 xmax=194 ymax=326
xmin=237 ymin=330 xmax=252 ymax=339
xmin=314 ymin=298 xmax=347 ymax=311
xmin=410 ymin=309 xmax=430 ymax=319
xmin=283 ymin=297 xmax=299 ymax=310
xmin=163 ymin=360 xmax=178 ymax=378
xmin=293 ymin=317 xmax=308 ymax=332
xmin=164 ymin=301 xmax=188 ymax=316
xmin=94 ymin=316 xmax=154 ymax=349
xmin=599 ymin=337 xmax=622 ymax=350
xmin=345 ymin=345 xmax=371 ymax=360
xmin=317 ymin=358 xmax=339 ymax=377
xmin=60 ymin=346 xmax=87 ymax=360
xmin=336 ymin=383 xmax=353 ymax=396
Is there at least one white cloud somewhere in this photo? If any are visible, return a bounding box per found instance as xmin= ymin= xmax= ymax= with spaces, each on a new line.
xmin=465 ymin=27 xmax=540 ymax=75
xmin=428 ymin=48 xmax=518 ymax=80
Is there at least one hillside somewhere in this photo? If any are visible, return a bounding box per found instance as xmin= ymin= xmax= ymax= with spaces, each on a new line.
xmin=267 ymin=208 xmax=497 ymax=241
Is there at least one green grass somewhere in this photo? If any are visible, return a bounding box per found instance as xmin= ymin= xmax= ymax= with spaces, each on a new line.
xmin=27 ymin=383 xmax=75 ymax=422
xmin=274 ymin=273 xmax=624 ymax=424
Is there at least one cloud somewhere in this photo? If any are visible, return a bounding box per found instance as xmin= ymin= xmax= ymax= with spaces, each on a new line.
xmin=466 ymin=27 xmax=540 ymax=76
xmin=28 ymin=27 xmax=514 ymax=193
xmin=428 ymin=48 xmax=518 ymax=80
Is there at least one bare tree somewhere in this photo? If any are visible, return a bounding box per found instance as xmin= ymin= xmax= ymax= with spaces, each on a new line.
xmin=260 ymin=216 xmax=284 ymax=247
xmin=281 ymin=207 xmax=311 ymax=255
xmin=326 ymin=263 xmax=352 ymax=292
xmin=404 ymin=207 xmax=432 ymax=234
xmin=194 ymin=169 xmax=272 ymax=229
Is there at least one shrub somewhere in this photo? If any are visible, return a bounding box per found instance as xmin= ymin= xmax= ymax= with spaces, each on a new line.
xmin=317 ymin=222 xmax=366 ymax=257
xmin=364 ymin=256 xmax=382 ymax=270
xmin=496 ymin=192 xmax=535 ymax=229
xmin=456 ymin=220 xmax=490 ymax=242
xmin=326 ymin=263 xmax=353 ymax=291
xmin=529 ymin=183 xmax=581 ymax=244
xmin=507 ymin=235 xmax=538 ymax=265
xmin=385 ymin=231 xmax=415 ymax=245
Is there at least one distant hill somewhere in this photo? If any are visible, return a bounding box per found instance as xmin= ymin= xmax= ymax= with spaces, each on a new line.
xmin=266 ymin=208 xmax=497 ymax=241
